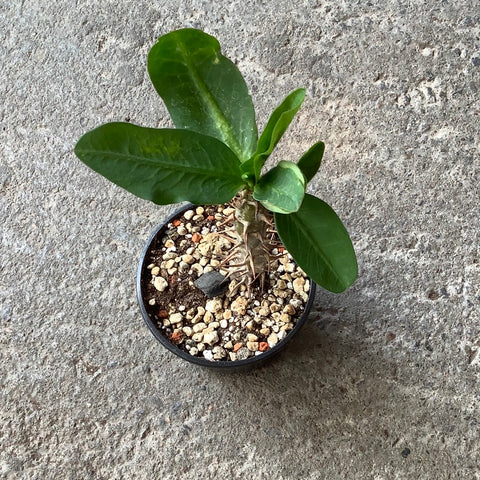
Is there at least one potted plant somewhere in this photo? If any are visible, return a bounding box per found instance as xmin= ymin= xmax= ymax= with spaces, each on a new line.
xmin=74 ymin=29 xmax=358 ymax=368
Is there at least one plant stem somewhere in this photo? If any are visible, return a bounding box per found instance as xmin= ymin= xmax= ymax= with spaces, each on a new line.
xmin=231 ymin=190 xmax=272 ymax=289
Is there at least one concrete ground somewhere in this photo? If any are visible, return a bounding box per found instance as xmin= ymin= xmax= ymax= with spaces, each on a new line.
xmin=1 ymin=1 xmax=479 ymax=478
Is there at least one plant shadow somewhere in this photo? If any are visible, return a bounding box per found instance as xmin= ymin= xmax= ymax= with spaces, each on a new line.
xmin=198 ymin=293 xmax=459 ymax=466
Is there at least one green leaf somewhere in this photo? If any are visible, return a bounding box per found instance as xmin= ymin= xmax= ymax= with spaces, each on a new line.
xmin=148 ymin=29 xmax=257 ymax=162
xmin=74 ymin=123 xmax=244 ymax=205
xmin=275 ymin=194 xmax=358 ymax=293
xmin=297 ymin=141 xmax=325 ymax=183
xmin=253 ymin=161 xmax=305 ymax=213
xmin=243 ymin=88 xmax=305 ymax=180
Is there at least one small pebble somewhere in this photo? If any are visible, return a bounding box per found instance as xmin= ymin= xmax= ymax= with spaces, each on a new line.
xmin=231 ymin=297 xmax=248 ymax=315
xmin=285 ymin=262 xmax=295 ymax=273
xmin=233 ymin=332 xmax=242 ymax=342
xmin=192 ymin=332 xmax=204 ymax=343
xmin=293 ymin=277 xmax=305 ymax=295
xmin=204 ymin=311 xmax=214 ymax=324
xmin=205 ymin=299 xmax=223 ymax=313
xmin=191 ymin=263 xmax=204 ymax=276
xmin=290 ymin=298 xmax=303 ymax=309
xmin=270 ymin=304 xmax=281 ymax=313
xmin=184 ymin=210 xmax=194 ymax=220
xmin=267 ymin=332 xmax=279 ymax=347
xmin=170 ymin=330 xmax=184 ymax=344
xmin=182 ymin=326 xmax=193 ymax=337
xmin=259 ymin=342 xmax=269 ymax=352
xmin=236 ymin=347 xmax=250 ymax=360
xmin=203 ymin=330 xmax=219 ymax=346
xmin=153 ymin=276 xmax=168 ymax=292
xmin=193 ymin=322 xmax=207 ymax=333
xmin=203 ymin=350 xmax=213 ymax=361
xmin=169 ymin=313 xmax=183 ymax=325
xmin=212 ymin=346 xmax=227 ymax=360
xmin=164 ymin=259 xmax=175 ymax=269
xmin=258 ymin=307 xmax=270 ymax=317
xmin=182 ymin=254 xmax=195 ymax=265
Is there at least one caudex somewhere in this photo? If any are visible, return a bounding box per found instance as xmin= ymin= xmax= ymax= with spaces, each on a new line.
xmin=75 ymin=28 xmax=358 ymax=295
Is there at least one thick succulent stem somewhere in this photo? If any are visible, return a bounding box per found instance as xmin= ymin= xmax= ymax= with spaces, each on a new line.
xmin=229 ymin=191 xmax=272 ymax=290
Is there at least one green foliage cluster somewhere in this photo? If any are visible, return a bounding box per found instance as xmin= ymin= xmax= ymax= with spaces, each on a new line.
xmin=75 ymin=29 xmax=357 ymax=293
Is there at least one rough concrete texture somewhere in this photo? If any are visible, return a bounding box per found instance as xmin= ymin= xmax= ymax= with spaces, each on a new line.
xmin=1 ymin=0 xmax=479 ymax=478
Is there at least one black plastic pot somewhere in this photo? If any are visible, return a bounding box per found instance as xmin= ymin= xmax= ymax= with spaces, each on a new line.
xmin=137 ymin=204 xmax=317 ymax=370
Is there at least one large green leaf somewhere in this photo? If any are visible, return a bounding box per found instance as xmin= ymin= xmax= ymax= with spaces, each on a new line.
xmin=74 ymin=122 xmax=244 ymax=205
xmin=148 ymin=29 xmax=257 ymax=162
xmin=242 ymin=88 xmax=305 ymax=180
xmin=275 ymin=194 xmax=357 ymax=293
xmin=253 ymin=161 xmax=305 ymax=213
xmin=297 ymin=141 xmax=325 ymax=183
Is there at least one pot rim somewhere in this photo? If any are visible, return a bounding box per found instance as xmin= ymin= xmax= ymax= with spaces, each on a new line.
xmin=137 ymin=203 xmax=317 ymax=369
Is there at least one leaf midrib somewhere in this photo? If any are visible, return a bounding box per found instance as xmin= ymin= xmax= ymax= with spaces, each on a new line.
xmin=79 ymin=148 xmax=241 ymax=180
xmin=177 ymin=39 xmax=244 ymax=160
xmin=284 ymin=207 xmax=346 ymax=286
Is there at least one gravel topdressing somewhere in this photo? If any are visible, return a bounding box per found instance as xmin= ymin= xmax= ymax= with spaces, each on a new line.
xmin=140 ymin=203 xmax=310 ymax=362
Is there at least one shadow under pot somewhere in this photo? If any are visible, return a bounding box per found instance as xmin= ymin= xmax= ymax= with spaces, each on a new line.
xmin=137 ymin=203 xmax=316 ymax=370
